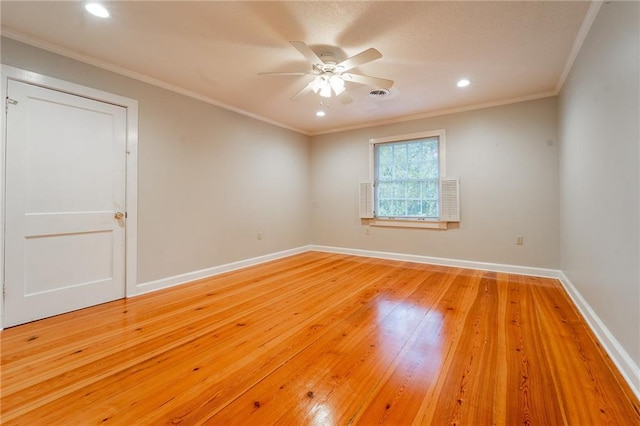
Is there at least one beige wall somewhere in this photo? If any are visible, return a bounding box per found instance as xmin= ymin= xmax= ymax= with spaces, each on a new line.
xmin=2 ymin=2 xmax=637 ymax=391
xmin=0 ymin=39 xmax=563 ymax=281
xmin=559 ymin=2 xmax=639 ymax=365
xmin=1 ymin=37 xmax=311 ymax=284
xmin=310 ymin=97 xmax=560 ymax=268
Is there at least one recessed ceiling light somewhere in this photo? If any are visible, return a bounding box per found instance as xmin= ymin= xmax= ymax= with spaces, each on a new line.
xmin=85 ymin=3 xmax=110 ymax=18
xmin=316 ymin=111 xmax=326 ymax=117
xmin=457 ymin=79 xmax=470 ymax=88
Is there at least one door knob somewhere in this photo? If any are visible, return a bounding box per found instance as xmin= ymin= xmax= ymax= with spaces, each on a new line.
xmin=114 ymin=211 xmax=125 ymax=220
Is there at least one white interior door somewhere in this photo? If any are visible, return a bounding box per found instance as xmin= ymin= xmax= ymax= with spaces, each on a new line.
xmin=4 ymin=79 xmax=127 ymax=327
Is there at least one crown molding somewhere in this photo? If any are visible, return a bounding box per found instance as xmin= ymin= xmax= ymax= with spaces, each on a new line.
xmin=555 ymin=0 xmax=603 ymax=93
xmin=310 ymin=91 xmax=558 ymax=136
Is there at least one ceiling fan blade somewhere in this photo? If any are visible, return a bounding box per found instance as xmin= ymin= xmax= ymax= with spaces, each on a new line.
xmin=337 ymin=48 xmax=382 ymax=71
xmin=342 ymin=73 xmax=394 ymax=89
xmin=337 ymin=89 xmax=353 ymax=105
xmin=290 ymin=41 xmax=324 ymax=65
xmin=291 ymin=84 xmax=313 ymax=101
xmin=258 ymin=72 xmax=309 ymax=76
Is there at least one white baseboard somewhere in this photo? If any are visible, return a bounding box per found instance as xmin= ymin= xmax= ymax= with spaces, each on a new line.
xmin=309 ymin=245 xmax=561 ymax=278
xmin=557 ymin=272 xmax=640 ymax=400
xmin=135 ymin=246 xmax=311 ymax=296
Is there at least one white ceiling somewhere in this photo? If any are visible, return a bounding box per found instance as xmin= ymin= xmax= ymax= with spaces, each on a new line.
xmin=1 ymin=1 xmax=592 ymax=135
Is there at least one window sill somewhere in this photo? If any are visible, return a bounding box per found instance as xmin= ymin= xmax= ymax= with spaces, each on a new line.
xmin=367 ymin=219 xmax=450 ymax=230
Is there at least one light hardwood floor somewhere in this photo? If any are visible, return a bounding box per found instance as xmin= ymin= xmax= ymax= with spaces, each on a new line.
xmin=1 ymin=252 xmax=639 ymax=425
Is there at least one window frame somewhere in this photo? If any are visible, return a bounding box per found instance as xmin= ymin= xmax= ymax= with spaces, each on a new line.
xmin=368 ymin=129 xmax=448 ymax=229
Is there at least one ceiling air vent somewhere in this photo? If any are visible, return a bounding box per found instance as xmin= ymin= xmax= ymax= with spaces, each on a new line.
xmin=369 ymin=88 xmax=390 ymax=98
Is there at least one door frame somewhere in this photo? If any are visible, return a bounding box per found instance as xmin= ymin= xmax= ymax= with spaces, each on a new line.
xmin=0 ymin=65 xmax=138 ymax=329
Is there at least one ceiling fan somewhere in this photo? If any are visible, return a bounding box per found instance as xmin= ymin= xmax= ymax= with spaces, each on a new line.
xmin=260 ymin=41 xmax=394 ymax=105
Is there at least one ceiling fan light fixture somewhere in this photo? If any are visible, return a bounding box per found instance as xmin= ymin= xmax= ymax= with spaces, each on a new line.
xmin=329 ymin=75 xmax=345 ymax=95
xmin=309 ymin=75 xmax=325 ymax=94
xmin=311 ymin=74 xmax=345 ymax=97
xmin=319 ymin=84 xmax=332 ymax=98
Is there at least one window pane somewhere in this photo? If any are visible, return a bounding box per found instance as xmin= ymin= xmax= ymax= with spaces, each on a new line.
xmin=407 ymin=181 xmax=421 ymax=198
xmin=377 ymin=145 xmax=394 ymax=179
xmin=390 ymin=199 xmax=407 ymax=216
xmin=423 ymin=179 xmax=439 ymax=199
xmin=422 ymin=200 xmax=438 ymax=217
xmin=392 ymin=182 xmax=405 ymax=198
xmin=407 ymin=143 xmax=422 ymax=179
xmin=378 ymin=199 xmax=392 ymax=216
xmin=425 ymin=140 xmax=439 ymax=178
xmin=378 ymin=182 xmax=393 ymax=199
xmin=407 ymin=200 xmax=422 ymax=215
xmin=393 ymin=144 xmax=408 ymax=179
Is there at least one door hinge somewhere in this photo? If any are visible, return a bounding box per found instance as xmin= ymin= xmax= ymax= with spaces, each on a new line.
xmin=2 ymin=283 xmax=6 ymax=298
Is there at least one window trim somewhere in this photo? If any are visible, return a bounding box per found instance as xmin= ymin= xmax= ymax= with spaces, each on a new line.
xmin=369 ymin=129 xmax=447 ymax=224
xmin=368 ymin=218 xmax=449 ymax=229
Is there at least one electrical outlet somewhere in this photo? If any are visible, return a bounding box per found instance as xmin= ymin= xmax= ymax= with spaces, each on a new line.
xmin=516 ymin=235 xmax=523 ymax=245
xmin=257 ymin=231 xmax=263 ymax=240
xmin=365 ymin=227 xmax=370 ymax=235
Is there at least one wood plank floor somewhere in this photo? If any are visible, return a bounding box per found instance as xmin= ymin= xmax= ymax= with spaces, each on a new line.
xmin=1 ymin=252 xmax=639 ymax=425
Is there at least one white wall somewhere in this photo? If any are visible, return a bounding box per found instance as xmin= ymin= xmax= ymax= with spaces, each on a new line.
xmin=559 ymin=1 xmax=639 ymax=367
xmin=310 ymin=97 xmax=560 ymax=269
xmin=1 ymin=37 xmax=311 ymax=284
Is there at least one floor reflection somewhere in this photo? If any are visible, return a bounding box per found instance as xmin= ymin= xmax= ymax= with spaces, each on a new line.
xmin=310 ymin=402 xmax=334 ymax=426
xmin=375 ymin=298 xmax=444 ymax=363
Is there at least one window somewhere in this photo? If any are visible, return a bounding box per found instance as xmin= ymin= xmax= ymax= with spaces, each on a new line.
xmin=361 ymin=130 xmax=459 ymax=228
xmin=375 ymin=134 xmax=441 ymax=219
